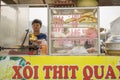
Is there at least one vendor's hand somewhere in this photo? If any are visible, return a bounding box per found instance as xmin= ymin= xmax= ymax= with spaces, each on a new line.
xmin=30 ymin=39 xmax=37 ymax=42
xmin=30 ymin=39 xmax=42 ymax=45
xmin=36 ymin=40 xmax=42 ymax=44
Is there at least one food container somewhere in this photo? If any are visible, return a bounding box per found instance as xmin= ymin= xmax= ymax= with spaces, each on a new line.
xmin=113 ymin=36 xmax=120 ymax=40
xmin=105 ymin=50 xmax=120 ymax=55
xmin=111 ymin=40 xmax=120 ymax=43
xmin=105 ymin=36 xmax=120 ymax=55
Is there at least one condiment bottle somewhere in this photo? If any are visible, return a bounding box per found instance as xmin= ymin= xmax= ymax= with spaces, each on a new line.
xmin=40 ymin=39 xmax=47 ymax=55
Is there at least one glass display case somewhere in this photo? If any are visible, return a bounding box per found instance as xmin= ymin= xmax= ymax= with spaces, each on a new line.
xmin=49 ymin=7 xmax=100 ymax=55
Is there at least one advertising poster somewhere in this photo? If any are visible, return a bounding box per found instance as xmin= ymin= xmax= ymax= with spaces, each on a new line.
xmin=1 ymin=0 xmax=120 ymax=80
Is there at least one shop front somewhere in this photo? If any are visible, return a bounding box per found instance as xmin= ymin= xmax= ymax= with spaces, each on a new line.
xmin=1 ymin=0 xmax=120 ymax=79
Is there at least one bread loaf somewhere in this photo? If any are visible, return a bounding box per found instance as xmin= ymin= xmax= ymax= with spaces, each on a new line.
xmin=64 ymin=18 xmax=76 ymax=23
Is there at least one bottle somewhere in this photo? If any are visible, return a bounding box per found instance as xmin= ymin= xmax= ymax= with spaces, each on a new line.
xmin=40 ymin=39 xmax=47 ymax=55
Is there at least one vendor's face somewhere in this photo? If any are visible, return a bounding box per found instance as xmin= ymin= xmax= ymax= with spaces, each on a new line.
xmin=32 ymin=23 xmax=41 ymax=31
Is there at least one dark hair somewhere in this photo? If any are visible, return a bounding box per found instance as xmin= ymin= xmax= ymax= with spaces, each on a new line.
xmin=32 ymin=19 xmax=42 ymax=26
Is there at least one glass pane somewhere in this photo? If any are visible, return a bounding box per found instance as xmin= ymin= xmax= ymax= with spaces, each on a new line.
xmin=0 ymin=5 xmax=29 ymax=54
xmin=17 ymin=5 xmax=29 ymax=46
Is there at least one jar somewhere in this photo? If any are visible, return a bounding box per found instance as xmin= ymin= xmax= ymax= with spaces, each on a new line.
xmin=77 ymin=0 xmax=98 ymax=7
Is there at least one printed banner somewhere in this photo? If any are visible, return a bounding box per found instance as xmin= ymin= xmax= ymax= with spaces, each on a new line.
xmin=0 ymin=56 xmax=120 ymax=80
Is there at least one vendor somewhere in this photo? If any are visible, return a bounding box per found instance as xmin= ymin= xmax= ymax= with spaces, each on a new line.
xmin=29 ymin=19 xmax=47 ymax=54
